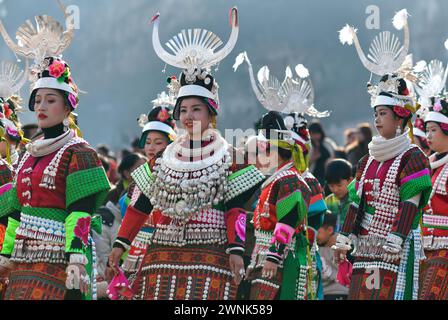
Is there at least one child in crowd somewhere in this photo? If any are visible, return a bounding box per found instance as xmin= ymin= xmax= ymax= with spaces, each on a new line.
xmin=324 ymin=159 xmax=353 ymax=232
xmin=317 ymin=214 xmax=349 ymax=300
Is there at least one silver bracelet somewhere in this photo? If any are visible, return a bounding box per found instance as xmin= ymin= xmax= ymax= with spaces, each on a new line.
xmin=332 ymin=233 xmax=352 ymax=250
xmin=386 ymin=233 xmax=404 ymax=247
xmin=0 ymin=255 xmax=12 ymax=269
xmin=69 ymin=254 xmax=88 ymax=266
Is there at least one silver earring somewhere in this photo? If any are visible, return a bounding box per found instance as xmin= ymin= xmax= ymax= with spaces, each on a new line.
xmin=396 ymin=126 xmax=402 ymax=136
xmin=63 ymin=118 xmax=70 ymax=131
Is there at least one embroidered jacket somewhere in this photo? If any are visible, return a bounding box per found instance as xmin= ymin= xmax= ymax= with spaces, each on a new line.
xmin=0 ymin=140 xmax=110 ymax=266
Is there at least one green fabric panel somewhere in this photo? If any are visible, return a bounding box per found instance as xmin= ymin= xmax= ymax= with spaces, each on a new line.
xmin=279 ymin=233 xmax=307 ymax=300
xmin=227 ymin=165 xmax=255 ymax=181
xmin=400 ymin=174 xmax=432 ymax=210
xmin=276 ymin=190 xmax=306 ymax=223
xmin=364 ymin=204 xmax=375 ymax=215
xmin=0 ymin=217 xmax=19 ymax=255
xmin=66 ymin=166 xmax=110 ymax=210
xmin=65 ymin=211 xmax=91 ymax=254
xmin=21 ymin=207 xmax=67 ymax=222
xmin=90 ymin=215 xmax=102 ymax=235
xmin=212 ymin=202 xmax=226 ymax=212
xmin=404 ymin=238 xmax=415 ymax=300
xmin=422 ymin=224 xmax=448 ymax=230
xmin=0 ymin=185 xmax=21 ymax=218
xmin=347 ymin=179 xmax=360 ymax=205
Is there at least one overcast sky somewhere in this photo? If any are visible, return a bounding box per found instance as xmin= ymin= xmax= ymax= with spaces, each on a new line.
xmin=1 ymin=0 xmax=447 ymax=150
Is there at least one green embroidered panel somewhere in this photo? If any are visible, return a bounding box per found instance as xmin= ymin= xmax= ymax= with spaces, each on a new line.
xmin=131 ymin=162 xmax=153 ymax=199
xmin=66 ymin=166 xmax=110 ymax=210
xmin=0 ymin=185 xmax=21 ymax=218
xmin=276 ymin=190 xmax=307 ymax=225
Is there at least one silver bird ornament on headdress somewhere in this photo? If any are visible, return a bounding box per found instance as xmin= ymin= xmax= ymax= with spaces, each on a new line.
xmin=152 ymin=7 xmax=239 ymax=84
xmin=338 ymin=8 xmax=410 ymax=77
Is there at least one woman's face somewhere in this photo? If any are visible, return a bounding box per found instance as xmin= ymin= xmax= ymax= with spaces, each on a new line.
xmin=34 ymin=88 xmax=70 ymax=129
xmin=178 ymin=97 xmax=212 ymax=138
xmin=144 ymin=131 xmax=169 ymax=160
xmin=374 ymin=106 xmax=401 ymax=139
xmin=426 ymin=122 xmax=448 ymax=153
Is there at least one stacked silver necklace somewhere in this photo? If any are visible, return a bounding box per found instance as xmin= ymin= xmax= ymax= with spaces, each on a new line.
xmin=148 ymin=130 xmax=232 ymax=223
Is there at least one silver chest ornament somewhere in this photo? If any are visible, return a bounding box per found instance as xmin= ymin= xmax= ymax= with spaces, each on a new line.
xmin=148 ymin=148 xmax=232 ymax=222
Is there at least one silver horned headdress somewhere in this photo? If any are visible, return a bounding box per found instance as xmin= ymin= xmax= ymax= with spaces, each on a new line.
xmin=339 ymin=9 xmax=418 ymax=109
xmin=0 ymin=1 xmax=74 ymax=84
xmin=152 ymin=7 xmax=238 ymax=86
xmin=233 ymin=51 xmax=330 ymax=118
xmin=338 ymin=8 xmax=410 ymax=77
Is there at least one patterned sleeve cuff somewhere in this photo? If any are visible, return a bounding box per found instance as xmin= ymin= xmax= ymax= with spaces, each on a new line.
xmin=113 ymin=238 xmax=131 ymax=251
xmin=267 ymin=241 xmax=287 ymax=263
xmin=266 ymin=252 xmax=282 ymax=265
xmin=226 ymin=244 xmax=244 ymax=257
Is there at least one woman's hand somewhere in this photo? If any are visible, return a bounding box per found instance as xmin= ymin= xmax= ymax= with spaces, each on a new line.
xmin=261 ymin=260 xmax=278 ymax=280
xmin=229 ymin=254 xmax=245 ymax=285
xmin=106 ymin=247 xmax=125 ymax=280
xmin=333 ymin=248 xmax=348 ymax=264
xmin=0 ymin=257 xmax=14 ymax=277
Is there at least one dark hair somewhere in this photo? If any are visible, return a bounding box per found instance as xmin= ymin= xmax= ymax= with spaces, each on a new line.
xmin=358 ymin=123 xmax=373 ymax=144
xmin=131 ymin=137 xmax=141 ymax=149
xmin=97 ymin=144 xmax=110 ymax=156
xmin=325 ymin=158 xmax=353 ymax=184
xmin=321 ymin=213 xmax=337 ymax=230
xmin=118 ymin=153 xmax=144 ymax=175
xmin=278 ymin=147 xmax=292 ymax=160
xmin=308 ymin=121 xmax=326 ymax=142
xmin=98 ymin=154 xmax=110 ymax=172
xmin=333 ymin=147 xmax=348 ymax=159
